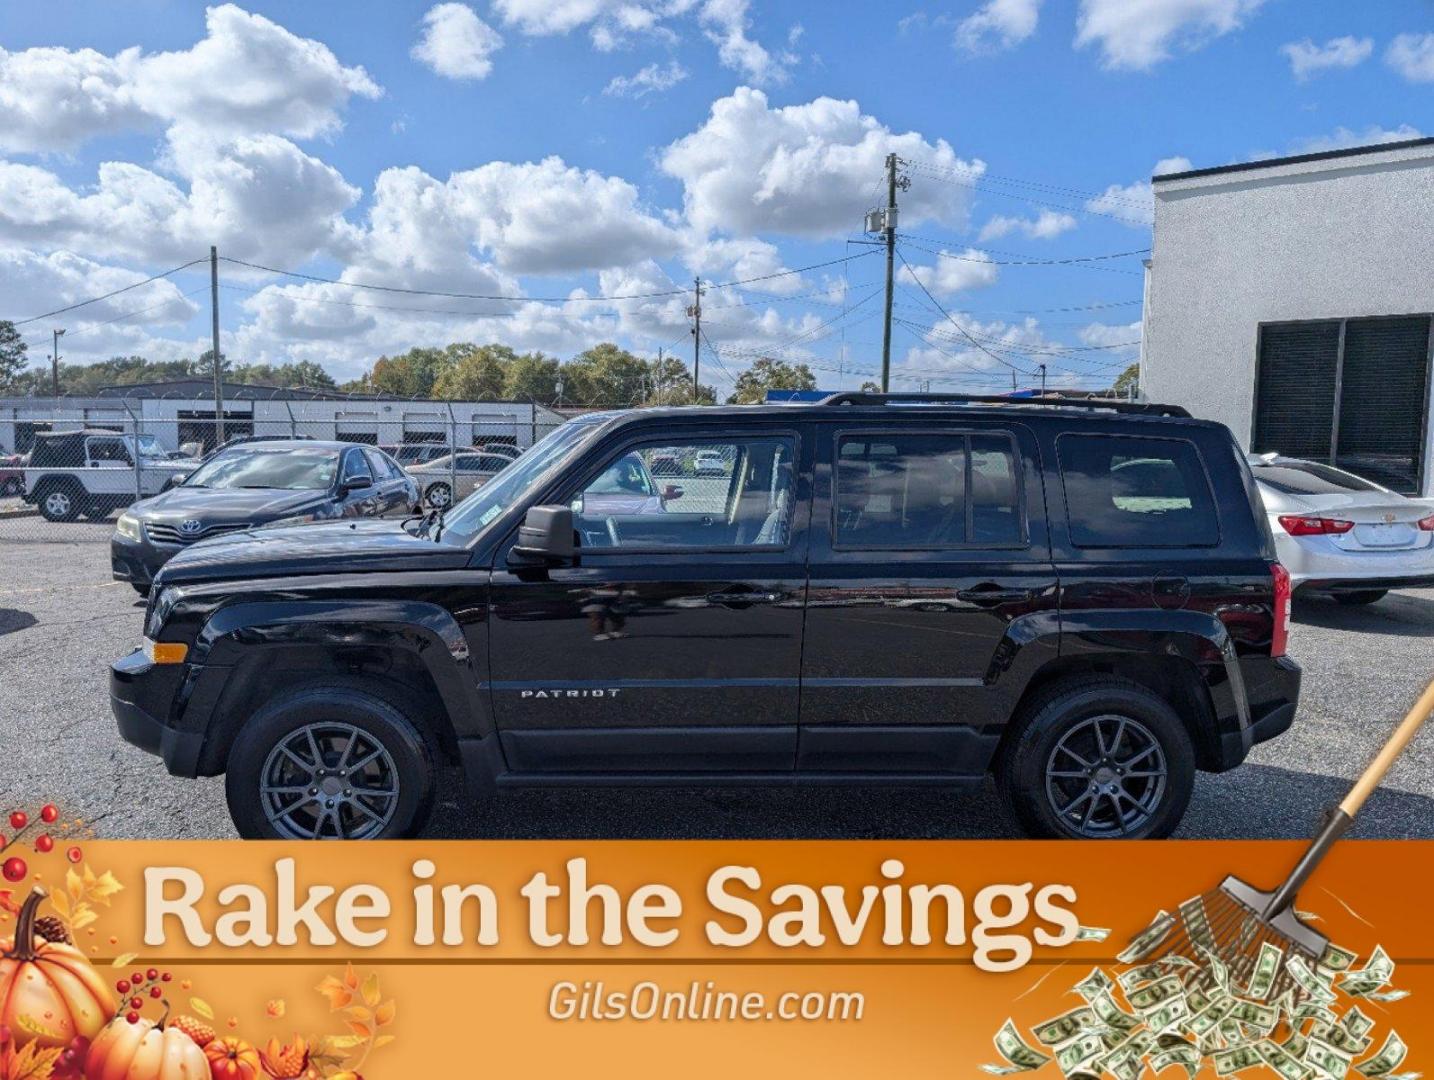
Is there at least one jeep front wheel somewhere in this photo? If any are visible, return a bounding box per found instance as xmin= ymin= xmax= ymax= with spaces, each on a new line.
xmin=995 ymin=676 xmax=1195 ymax=839
xmin=224 ymin=684 xmax=436 ymax=840
xmin=37 ymin=481 xmax=83 ymax=522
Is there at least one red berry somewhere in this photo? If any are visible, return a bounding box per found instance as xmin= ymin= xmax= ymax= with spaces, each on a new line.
xmin=129 ymin=997 xmax=143 ymax=1010
xmin=40 ymin=805 xmax=59 ymax=824
xmin=161 ymin=972 xmax=172 ymax=982
xmin=126 ymin=1012 xmax=140 ymax=1025
xmin=146 ymin=968 xmax=159 ymax=981
xmin=66 ymin=846 xmax=82 ymax=864
xmin=8 ymin=812 xmax=26 ymax=831
xmin=1 ymin=857 xmax=26 ymax=882
xmin=131 ymin=972 xmax=143 ymax=985
xmin=35 ymin=834 xmax=54 ymax=853
xmin=116 ymin=980 xmax=130 ymax=994
xmin=150 ymin=986 xmax=162 ymax=999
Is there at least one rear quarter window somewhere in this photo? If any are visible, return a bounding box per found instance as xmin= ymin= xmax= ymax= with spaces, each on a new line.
xmin=1057 ymin=433 xmax=1219 ymax=548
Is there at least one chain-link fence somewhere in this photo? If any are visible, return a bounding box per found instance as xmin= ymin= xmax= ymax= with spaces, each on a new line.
xmin=0 ymin=400 xmax=567 ymax=546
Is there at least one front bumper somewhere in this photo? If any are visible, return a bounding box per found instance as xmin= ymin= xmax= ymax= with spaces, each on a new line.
xmin=110 ymin=648 xmax=203 ymax=776
xmin=110 ymin=532 xmax=179 ymax=589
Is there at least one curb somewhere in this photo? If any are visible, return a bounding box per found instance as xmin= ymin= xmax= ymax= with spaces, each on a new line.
xmin=0 ymin=506 xmax=38 ymax=520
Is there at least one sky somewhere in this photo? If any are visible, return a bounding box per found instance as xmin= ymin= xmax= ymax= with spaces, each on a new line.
xmin=0 ymin=0 xmax=1430 ymax=398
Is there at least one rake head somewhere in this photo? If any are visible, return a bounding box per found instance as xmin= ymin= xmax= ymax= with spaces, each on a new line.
xmin=1148 ymin=877 xmax=1329 ymax=1004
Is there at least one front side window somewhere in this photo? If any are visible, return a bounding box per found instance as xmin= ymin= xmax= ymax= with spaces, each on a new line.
xmin=87 ymin=438 xmax=131 ymax=465
xmin=574 ymin=437 xmax=796 ymax=550
xmin=1058 ymin=434 xmax=1218 ymax=548
xmin=340 ymin=449 xmax=373 ymax=485
xmin=835 ymin=431 xmax=1021 ymax=548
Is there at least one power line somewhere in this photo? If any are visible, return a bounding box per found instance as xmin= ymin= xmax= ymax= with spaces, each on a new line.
xmin=899 ymin=237 xmax=1148 ymax=272
xmin=6 ymin=258 xmax=208 ymax=326
xmin=894 ymin=246 xmax=1035 ymax=376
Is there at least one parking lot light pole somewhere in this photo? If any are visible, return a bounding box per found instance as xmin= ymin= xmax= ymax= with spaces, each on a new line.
xmin=51 ymin=328 xmax=64 ymax=398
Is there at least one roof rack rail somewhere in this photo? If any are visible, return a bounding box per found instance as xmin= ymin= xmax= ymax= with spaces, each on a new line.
xmin=814 ymin=391 xmax=1191 ymax=418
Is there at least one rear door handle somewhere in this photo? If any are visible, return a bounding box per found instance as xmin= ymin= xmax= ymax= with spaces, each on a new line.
xmin=706 ymin=590 xmax=783 ymax=608
xmin=955 ymin=584 xmax=1036 ymax=606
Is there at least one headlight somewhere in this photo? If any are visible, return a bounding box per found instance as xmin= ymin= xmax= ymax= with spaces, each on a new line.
xmin=115 ymin=513 xmax=142 ymax=541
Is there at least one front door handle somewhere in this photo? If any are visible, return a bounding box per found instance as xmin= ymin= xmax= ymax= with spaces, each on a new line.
xmin=955 ymin=584 xmax=1036 ymax=606
xmin=706 ymin=590 xmax=783 ymax=608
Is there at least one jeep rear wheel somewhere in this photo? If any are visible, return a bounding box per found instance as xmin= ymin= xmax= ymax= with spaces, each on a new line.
xmin=225 ymin=683 xmax=435 ymax=840
xmin=37 ymin=481 xmax=83 ymax=522
xmin=995 ymin=676 xmax=1195 ymax=839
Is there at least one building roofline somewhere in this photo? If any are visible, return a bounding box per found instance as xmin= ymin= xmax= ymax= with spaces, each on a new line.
xmin=1153 ymin=136 xmax=1434 ymax=183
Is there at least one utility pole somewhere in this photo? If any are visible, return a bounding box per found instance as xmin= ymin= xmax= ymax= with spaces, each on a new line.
xmin=688 ymin=278 xmax=703 ymax=398
xmin=656 ymin=347 xmax=664 ymax=406
xmin=209 ymin=246 xmax=225 ymax=445
xmin=879 ymin=153 xmax=908 ymax=394
xmin=51 ymin=328 xmax=65 ymax=398
xmin=1039 ymin=363 xmax=1047 ymax=396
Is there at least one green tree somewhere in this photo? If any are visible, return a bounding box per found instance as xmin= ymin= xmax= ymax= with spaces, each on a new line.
xmin=561 ymin=343 xmax=650 ymax=407
xmin=231 ymin=360 xmax=338 ymax=390
xmin=1111 ymin=362 xmax=1139 ymax=397
xmin=726 ymin=356 xmax=818 ymax=404
xmin=366 ymin=347 xmax=449 ymax=397
xmin=504 ymin=351 xmax=562 ymax=402
xmin=859 ymin=381 xmax=881 ymax=393
xmin=432 ymin=343 xmax=513 ymax=400
xmin=0 ymin=322 xmax=30 ymax=391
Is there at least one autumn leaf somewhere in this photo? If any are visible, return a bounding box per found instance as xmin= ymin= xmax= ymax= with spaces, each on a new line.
xmin=47 ymin=892 xmax=69 ymax=920
xmin=190 ymin=997 xmax=215 ymax=1021
xmin=65 ymin=869 xmax=83 ymax=904
xmin=266 ymin=999 xmax=286 ymax=1019
xmin=316 ymin=975 xmax=353 ymax=1011
xmin=373 ymin=1034 xmax=396 ymax=1050
xmin=0 ymin=890 xmax=19 ymax=917
xmin=345 ymin=1020 xmax=372 ymax=1040
xmin=2 ymin=1041 xmax=64 ymax=1080
xmin=360 ymin=973 xmax=381 ymax=1008
xmin=111 ymin=952 xmax=138 ymax=968
xmin=342 ymin=1007 xmax=372 ymax=1026
xmin=342 ymin=963 xmax=359 ymax=990
xmin=374 ymin=1000 xmax=396 ymax=1027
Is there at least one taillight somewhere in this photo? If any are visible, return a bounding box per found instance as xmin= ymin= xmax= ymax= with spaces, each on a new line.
xmin=1270 ymin=563 xmax=1291 ymax=658
xmin=1278 ymin=514 xmax=1354 ymax=536
xmin=1418 ymin=513 xmax=1434 ymax=532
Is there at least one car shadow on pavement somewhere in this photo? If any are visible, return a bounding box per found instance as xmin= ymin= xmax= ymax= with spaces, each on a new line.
xmin=1293 ymin=591 xmax=1434 ymax=636
xmin=0 ymin=608 xmax=38 ymax=636
xmin=417 ymin=761 xmax=1434 ymax=841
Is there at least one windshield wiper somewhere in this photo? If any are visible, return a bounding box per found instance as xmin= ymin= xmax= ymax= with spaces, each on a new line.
xmin=407 ymin=506 xmax=447 ymax=542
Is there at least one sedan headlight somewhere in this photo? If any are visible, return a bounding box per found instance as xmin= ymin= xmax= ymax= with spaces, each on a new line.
xmin=115 ymin=513 xmax=142 ymax=541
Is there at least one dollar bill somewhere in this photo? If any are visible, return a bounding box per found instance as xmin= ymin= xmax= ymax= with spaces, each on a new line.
xmin=1228 ymin=999 xmax=1279 ymax=1034
xmin=1074 ymin=968 xmax=1115 ymax=1002
xmin=1056 ymin=1033 xmax=1107 ymax=1076
xmin=1307 ymin=1037 xmax=1354 ymax=1079
xmin=1343 ymin=1008 xmax=1375 ymax=1040
xmin=1288 ymin=955 xmax=1339 ymax=1005
xmin=984 ymin=1019 xmax=1053 ymax=1074
xmin=1034 ymin=1007 xmax=1099 ymax=1047
xmin=1076 ymin=925 xmax=1112 ymax=942
xmin=1128 ymin=975 xmax=1185 ymax=1014
xmin=1312 ymin=1021 xmax=1373 ymax=1057
xmin=1284 ymin=1032 xmax=1310 ymax=1059
xmin=1091 ymin=991 xmax=1141 ymax=1034
xmin=1259 ymin=1039 xmax=1312 ymax=1080
xmin=1119 ymin=963 xmax=1170 ymax=992
xmin=1214 ymin=1045 xmax=1264 ymax=1076
xmin=1362 ymin=989 xmax=1409 ymax=1004
xmin=1356 ymin=1032 xmax=1408 ymax=1078
xmin=1146 ymin=997 xmax=1191 ymax=1034
xmin=1199 ymin=945 xmax=1232 ymax=993
xmin=1245 ymin=941 xmax=1285 ymax=1001
xmin=1187 ymin=997 xmax=1237 ymax=1039
xmin=1186 ymin=985 xmax=1212 ymax=1015
xmin=1340 ymin=947 xmax=1395 ymax=997
xmin=1319 ymin=943 xmax=1358 ymax=973
xmin=1179 ymin=895 xmax=1217 ymax=952
xmin=1151 ymin=1044 xmax=1200 ymax=1078
xmin=1119 ymin=911 xmax=1176 ymax=964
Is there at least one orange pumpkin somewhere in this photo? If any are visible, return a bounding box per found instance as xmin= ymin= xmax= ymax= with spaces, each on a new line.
xmin=0 ymin=888 xmax=115 ymax=1050
xmin=204 ymin=1036 xmax=261 ymax=1080
xmin=85 ymin=1014 xmax=208 ymax=1080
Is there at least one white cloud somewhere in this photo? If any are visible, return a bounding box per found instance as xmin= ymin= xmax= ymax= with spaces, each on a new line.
xmin=1074 ymin=0 xmax=1268 ymax=71
xmin=899 ymin=248 xmax=999 ymax=296
xmin=978 ymin=208 xmax=1076 ymax=241
xmin=954 ymin=0 xmax=1042 ymax=53
xmin=604 ymin=60 xmax=689 ymax=98
xmin=1280 ymin=36 xmax=1372 ymax=81
xmin=698 ymin=0 xmax=789 ymax=84
xmin=1085 ymin=156 xmax=1191 ymax=227
xmin=661 ymin=87 xmax=983 ymax=238
xmin=0 ymin=4 xmax=380 ymax=154
xmin=1288 ymin=124 xmax=1424 ymax=155
xmin=1078 ymin=320 xmax=1142 ymax=354
xmin=1386 ymin=33 xmax=1434 ymax=83
xmin=412 ymin=3 xmax=504 ymax=80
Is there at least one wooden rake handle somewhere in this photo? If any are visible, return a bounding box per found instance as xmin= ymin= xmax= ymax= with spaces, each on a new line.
xmin=1266 ymin=676 xmax=1434 ymax=919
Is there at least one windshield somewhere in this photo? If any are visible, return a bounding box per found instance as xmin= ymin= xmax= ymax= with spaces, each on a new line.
xmin=183 ymin=446 xmax=340 ymax=491
xmin=122 ymin=434 xmax=167 ymax=459
xmin=1252 ymin=459 xmax=1385 ymax=496
xmin=588 ymin=453 xmax=653 ymax=496
xmin=442 ymin=418 xmax=606 ymax=543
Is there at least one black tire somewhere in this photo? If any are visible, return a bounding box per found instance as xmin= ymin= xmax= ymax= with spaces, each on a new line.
xmin=424 ymin=482 xmax=452 ymax=509
xmin=224 ymin=682 xmax=436 ymax=840
xmin=0 ymin=478 xmax=20 ymax=497
xmin=36 ymin=480 xmax=83 ymax=522
xmin=131 ymin=583 xmax=150 ymax=597
xmin=994 ymin=676 xmax=1195 ymax=840
xmin=1334 ymin=590 xmax=1387 ymax=606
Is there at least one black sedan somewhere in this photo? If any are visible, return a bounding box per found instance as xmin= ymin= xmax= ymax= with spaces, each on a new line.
xmin=111 ymin=441 xmax=418 ymax=593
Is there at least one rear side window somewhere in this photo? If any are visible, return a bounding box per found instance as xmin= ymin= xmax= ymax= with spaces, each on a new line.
xmin=835 ymin=431 xmax=1022 ymax=548
xmin=1058 ymin=434 xmax=1218 ymax=548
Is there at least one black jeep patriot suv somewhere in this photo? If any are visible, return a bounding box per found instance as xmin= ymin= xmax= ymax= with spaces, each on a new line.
xmin=110 ymin=393 xmax=1299 ymax=840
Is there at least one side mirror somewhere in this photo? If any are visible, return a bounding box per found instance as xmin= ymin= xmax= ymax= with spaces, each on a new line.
xmin=340 ymin=474 xmax=372 ymax=493
xmin=510 ymin=505 xmax=576 ymax=565
xmin=662 ymin=484 xmax=684 ymax=501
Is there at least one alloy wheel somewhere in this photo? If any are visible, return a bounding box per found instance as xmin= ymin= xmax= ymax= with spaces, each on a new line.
xmin=1043 ymin=713 xmax=1168 ymax=837
xmin=44 ymin=491 xmax=72 ymax=517
xmin=258 ymin=722 xmax=400 ymax=840
xmin=425 ymin=483 xmax=452 ymax=508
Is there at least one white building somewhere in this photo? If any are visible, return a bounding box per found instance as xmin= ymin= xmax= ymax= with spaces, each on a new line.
xmin=1141 ymin=137 xmax=1434 ymax=495
xmin=0 ymin=380 xmax=565 ymax=456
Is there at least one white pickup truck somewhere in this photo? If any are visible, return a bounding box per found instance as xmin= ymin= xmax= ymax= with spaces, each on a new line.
xmin=23 ymin=429 xmax=194 ymax=522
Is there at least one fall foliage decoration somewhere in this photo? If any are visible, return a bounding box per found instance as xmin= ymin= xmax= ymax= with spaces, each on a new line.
xmin=0 ymin=889 xmax=115 ymax=1052
xmin=84 ymin=1010 xmax=208 ymax=1080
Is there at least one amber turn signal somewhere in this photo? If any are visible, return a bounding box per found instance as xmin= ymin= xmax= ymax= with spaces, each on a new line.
xmin=143 ymin=639 xmax=188 ymax=665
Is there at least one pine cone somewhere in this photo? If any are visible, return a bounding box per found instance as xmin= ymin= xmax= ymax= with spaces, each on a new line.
xmin=33 ymin=915 xmax=70 ymax=944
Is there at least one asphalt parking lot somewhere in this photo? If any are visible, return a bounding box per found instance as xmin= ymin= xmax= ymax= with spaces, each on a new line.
xmin=1 ymin=516 xmax=1432 ymax=840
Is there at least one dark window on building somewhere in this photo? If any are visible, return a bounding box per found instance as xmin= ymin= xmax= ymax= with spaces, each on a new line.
xmin=1058 ymin=435 xmax=1218 ymax=548
xmin=835 ymin=432 xmax=1021 ymax=548
xmin=1254 ymin=315 xmax=1431 ymax=493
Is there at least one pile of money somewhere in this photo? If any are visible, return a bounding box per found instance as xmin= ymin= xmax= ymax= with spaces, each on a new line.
xmin=983 ymin=906 xmax=1415 ymax=1080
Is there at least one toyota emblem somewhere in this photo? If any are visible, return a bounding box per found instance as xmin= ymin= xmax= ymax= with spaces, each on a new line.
xmin=180 ymin=519 xmax=203 ymax=536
